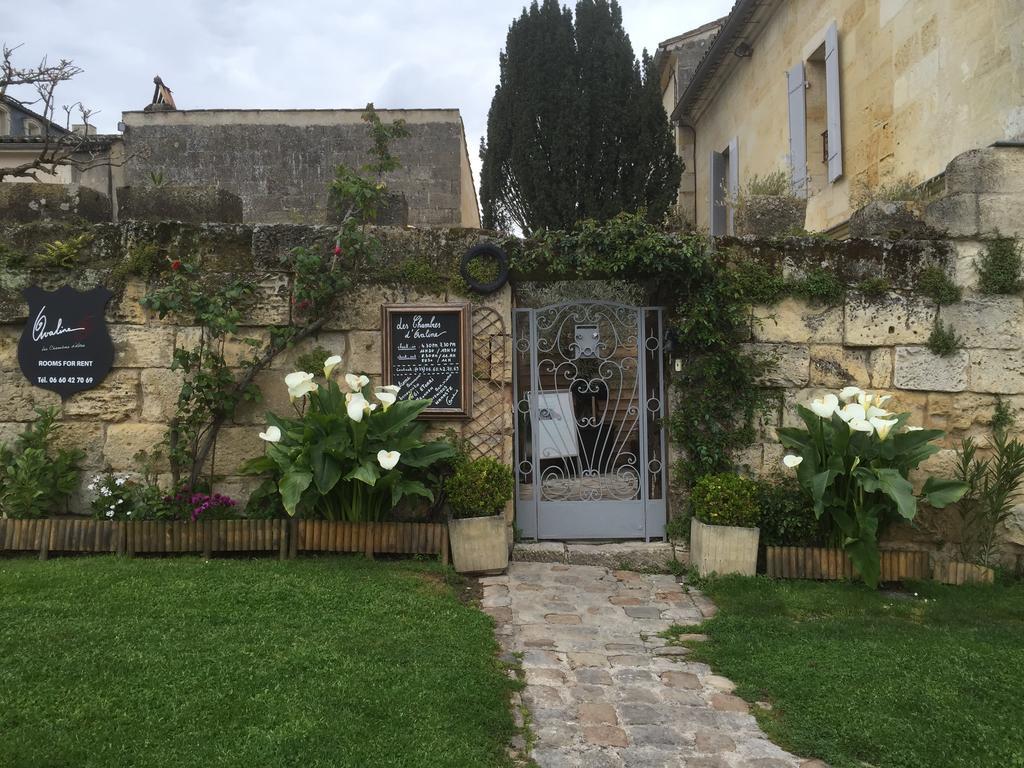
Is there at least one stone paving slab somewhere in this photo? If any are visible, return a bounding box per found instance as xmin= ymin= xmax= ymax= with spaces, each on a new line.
xmin=484 ymin=562 xmax=822 ymax=768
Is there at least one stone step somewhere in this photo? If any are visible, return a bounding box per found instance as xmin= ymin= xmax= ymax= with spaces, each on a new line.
xmin=512 ymin=540 xmax=687 ymax=571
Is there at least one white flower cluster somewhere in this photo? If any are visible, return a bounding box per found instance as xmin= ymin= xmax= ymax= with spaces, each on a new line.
xmin=782 ymin=387 xmax=925 ymax=470
xmin=87 ymin=473 xmax=132 ymax=518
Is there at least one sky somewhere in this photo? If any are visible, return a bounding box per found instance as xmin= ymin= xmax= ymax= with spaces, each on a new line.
xmin=1 ymin=0 xmax=733 ymax=193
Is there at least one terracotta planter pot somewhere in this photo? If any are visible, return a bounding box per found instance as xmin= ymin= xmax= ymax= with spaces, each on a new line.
xmin=765 ymin=545 xmax=931 ymax=582
xmin=448 ymin=515 xmax=508 ymax=575
xmin=933 ymin=560 xmax=994 ymax=585
xmin=689 ymin=518 xmax=759 ymax=577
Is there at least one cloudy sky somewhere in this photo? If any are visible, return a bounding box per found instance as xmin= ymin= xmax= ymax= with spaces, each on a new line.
xmin=2 ymin=0 xmax=732 ymax=192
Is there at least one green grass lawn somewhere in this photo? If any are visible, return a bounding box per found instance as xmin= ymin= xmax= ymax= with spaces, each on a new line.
xmin=0 ymin=556 xmax=517 ymax=768
xmin=671 ymin=577 xmax=1024 ymax=768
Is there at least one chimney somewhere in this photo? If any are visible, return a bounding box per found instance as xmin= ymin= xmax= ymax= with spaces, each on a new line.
xmin=72 ymin=124 xmax=97 ymax=136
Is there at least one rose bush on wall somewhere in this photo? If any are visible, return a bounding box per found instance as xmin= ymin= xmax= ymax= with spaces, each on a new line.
xmin=778 ymin=387 xmax=968 ymax=587
xmin=244 ymin=356 xmax=455 ymax=521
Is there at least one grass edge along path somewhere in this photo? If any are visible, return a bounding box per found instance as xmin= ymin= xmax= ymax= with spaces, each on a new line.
xmin=665 ymin=576 xmax=1024 ymax=768
xmin=0 ymin=556 xmax=521 ymax=768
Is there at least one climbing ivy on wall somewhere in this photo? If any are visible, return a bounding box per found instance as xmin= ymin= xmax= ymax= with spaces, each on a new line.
xmin=508 ymin=212 xmax=776 ymax=486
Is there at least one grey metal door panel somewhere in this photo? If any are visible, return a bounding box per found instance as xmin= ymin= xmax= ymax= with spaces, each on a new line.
xmin=513 ymin=302 xmax=668 ymax=541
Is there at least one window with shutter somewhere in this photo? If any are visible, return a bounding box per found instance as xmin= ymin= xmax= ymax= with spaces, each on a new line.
xmin=727 ymin=137 xmax=739 ymax=234
xmin=709 ymin=150 xmax=727 ymax=236
xmin=824 ymin=22 xmax=843 ymax=182
xmin=787 ymin=62 xmax=807 ymax=197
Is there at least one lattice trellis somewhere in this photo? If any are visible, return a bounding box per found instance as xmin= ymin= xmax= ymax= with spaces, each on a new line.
xmin=468 ymin=305 xmax=512 ymax=462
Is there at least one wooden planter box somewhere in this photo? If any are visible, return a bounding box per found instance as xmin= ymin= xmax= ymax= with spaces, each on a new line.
xmin=690 ymin=518 xmax=759 ymax=577
xmin=933 ymin=560 xmax=994 ymax=585
xmin=295 ymin=520 xmax=448 ymax=562
xmin=765 ymin=545 xmax=931 ymax=582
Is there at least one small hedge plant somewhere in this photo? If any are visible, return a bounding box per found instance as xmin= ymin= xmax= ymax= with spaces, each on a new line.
xmin=446 ymin=457 xmax=514 ymax=519
xmin=756 ymin=478 xmax=830 ymax=546
xmin=0 ymin=408 xmax=83 ymax=519
xmin=690 ymin=473 xmax=760 ymax=528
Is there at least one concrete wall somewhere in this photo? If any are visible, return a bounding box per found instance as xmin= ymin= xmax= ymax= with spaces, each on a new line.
xmin=688 ymin=0 xmax=1024 ymax=232
xmin=120 ymin=109 xmax=481 ymax=227
xmin=0 ymin=222 xmax=508 ymax=515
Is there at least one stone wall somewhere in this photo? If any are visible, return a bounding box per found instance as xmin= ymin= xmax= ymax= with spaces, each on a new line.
xmin=0 ymin=221 xmax=510 ymax=516
xmin=119 ymin=109 xmax=481 ymax=227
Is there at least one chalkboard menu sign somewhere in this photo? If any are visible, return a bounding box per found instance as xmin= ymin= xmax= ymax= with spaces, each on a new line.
xmin=18 ymin=285 xmax=115 ymax=397
xmin=381 ymin=303 xmax=472 ymax=418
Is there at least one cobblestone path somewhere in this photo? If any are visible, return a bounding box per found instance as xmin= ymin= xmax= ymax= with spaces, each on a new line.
xmin=483 ymin=562 xmax=825 ymax=768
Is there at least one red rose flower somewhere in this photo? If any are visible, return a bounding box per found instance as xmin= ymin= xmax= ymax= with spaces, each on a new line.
xmin=333 ymin=245 xmax=342 ymax=256
xmin=170 ymin=260 xmax=182 ymax=271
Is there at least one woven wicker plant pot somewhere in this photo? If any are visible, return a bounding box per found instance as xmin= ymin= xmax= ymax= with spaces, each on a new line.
xmin=448 ymin=515 xmax=508 ymax=575
xmin=689 ymin=518 xmax=759 ymax=577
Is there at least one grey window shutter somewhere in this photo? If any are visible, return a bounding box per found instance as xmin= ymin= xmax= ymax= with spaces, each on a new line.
xmin=825 ymin=22 xmax=843 ymax=182
xmin=727 ymin=137 xmax=739 ymax=234
xmin=787 ymin=62 xmax=807 ymax=197
xmin=710 ymin=150 xmax=727 ymax=236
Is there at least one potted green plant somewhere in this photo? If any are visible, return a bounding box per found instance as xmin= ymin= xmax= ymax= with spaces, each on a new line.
xmin=689 ymin=473 xmax=761 ymax=576
xmin=445 ymin=456 xmax=514 ymax=574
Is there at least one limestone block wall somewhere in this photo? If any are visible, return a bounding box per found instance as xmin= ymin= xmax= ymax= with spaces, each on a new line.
xmin=0 ymin=221 xmax=510 ymax=514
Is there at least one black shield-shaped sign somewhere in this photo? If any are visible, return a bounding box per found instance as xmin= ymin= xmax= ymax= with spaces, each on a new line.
xmin=18 ymin=285 xmax=115 ymax=397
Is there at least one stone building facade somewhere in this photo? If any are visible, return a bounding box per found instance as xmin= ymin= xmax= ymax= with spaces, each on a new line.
xmin=657 ymin=0 xmax=1024 ymax=234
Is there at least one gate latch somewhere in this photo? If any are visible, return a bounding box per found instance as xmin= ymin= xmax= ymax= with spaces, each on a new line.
xmin=575 ymin=324 xmax=599 ymax=358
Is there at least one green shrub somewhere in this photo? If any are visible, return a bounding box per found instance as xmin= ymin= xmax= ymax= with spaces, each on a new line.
xmin=691 ymin=473 xmax=760 ymax=528
xmin=0 ymin=408 xmax=84 ymax=519
xmin=744 ymin=170 xmax=791 ymax=197
xmin=851 ymin=174 xmax=924 ymax=208
xmin=916 ymin=266 xmax=962 ymax=305
xmin=927 ymin=318 xmax=963 ymax=357
xmin=730 ymin=255 xmax=787 ymax=305
xmin=976 ymin=237 xmax=1023 ymax=294
xmin=446 ymin=457 xmax=514 ymax=519
xmin=756 ymin=478 xmax=829 ymax=546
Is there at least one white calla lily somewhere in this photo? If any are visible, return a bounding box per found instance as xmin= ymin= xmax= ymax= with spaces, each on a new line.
xmin=258 ymin=425 xmax=282 ymax=443
xmin=782 ymin=454 xmax=803 ymax=468
xmin=346 ymin=392 xmax=369 ymax=422
xmin=870 ymin=417 xmax=898 ymax=440
xmin=377 ymin=450 xmax=400 ymax=470
xmin=376 ymin=391 xmax=397 ymax=411
xmin=323 ymin=355 xmax=343 ymax=378
xmin=344 ymin=373 xmax=370 ymax=392
xmin=285 ymin=371 xmax=318 ymax=401
xmin=849 ymin=418 xmax=874 ymax=434
xmin=838 ymin=386 xmax=864 ymax=403
xmin=378 ymin=384 xmax=401 ymax=396
xmin=865 ymin=405 xmax=891 ymax=420
xmin=810 ymin=393 xmax=840 ymax=419
xmin=839 ymin=403 xmax=866 ymax=422
xmin=906 ymin=425 xmax=924 ymax=431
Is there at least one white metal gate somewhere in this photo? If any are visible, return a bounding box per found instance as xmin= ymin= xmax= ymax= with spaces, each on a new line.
xmin=513 ymin=301 xmax=667 ymax=540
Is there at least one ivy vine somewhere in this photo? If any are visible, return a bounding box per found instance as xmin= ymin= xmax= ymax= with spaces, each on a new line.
xmin=509 ymin=212 xmax=777 ymax=486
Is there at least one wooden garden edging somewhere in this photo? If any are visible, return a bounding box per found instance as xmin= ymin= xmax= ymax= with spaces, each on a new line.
xmin=765 ymin=545 xmax=931 ymax=582
xmin=933 ymin=560 xmax=994 ymax=585
xmin=0 ymin=518 xmax=449 ymax=564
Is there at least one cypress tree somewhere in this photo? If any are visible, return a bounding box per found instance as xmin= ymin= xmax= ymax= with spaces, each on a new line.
xmin=480 ymin=0 xmax=681 ymax=233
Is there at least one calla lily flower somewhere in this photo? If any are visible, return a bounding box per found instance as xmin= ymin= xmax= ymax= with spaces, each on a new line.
xmin=377 ymin=450 xmax=400 ymax=470
xmin=906 ymin=425 xmax=924 ymax=432
xmin=866 ymin=405 xmax=891 ymax=420
xmin=378 ymin=384 xmax=401 ymax=396
xmin=810 ymin=393 xmax=840 ymax=419
xmin=346 ymin=392 xmax=369 ymax=422
xmin=345 ymin=373 xmax=370 ymax=392
xmin=839 ymin=403 xmax=866 ymax=422
xmin=849 ymin=418 xmax=874 ymax=434
xmin=839 ymin=386 xmax=864 ymax=403
xmin=782 ymin=454 xmax=803 ymax=468
xmin=375 ymin=391 xmax=397 ymax=411
xmin=285 ymin=371 xmax=318 ymax=401
xmin=258 ymin=425 xmax=282 ymax=443
xmin=323 ymin=355 xmax=343 ymax=378
xmin=870 ymin=417 xmax=898 ymax=440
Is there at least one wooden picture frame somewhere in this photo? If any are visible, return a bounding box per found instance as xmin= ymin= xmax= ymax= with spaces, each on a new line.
xmin=381 ymin=303 xmax=473 ymax=419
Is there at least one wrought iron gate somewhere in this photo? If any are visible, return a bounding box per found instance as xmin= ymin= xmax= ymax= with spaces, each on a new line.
xmin=513 ymin=302 xmax=667 ymax=540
